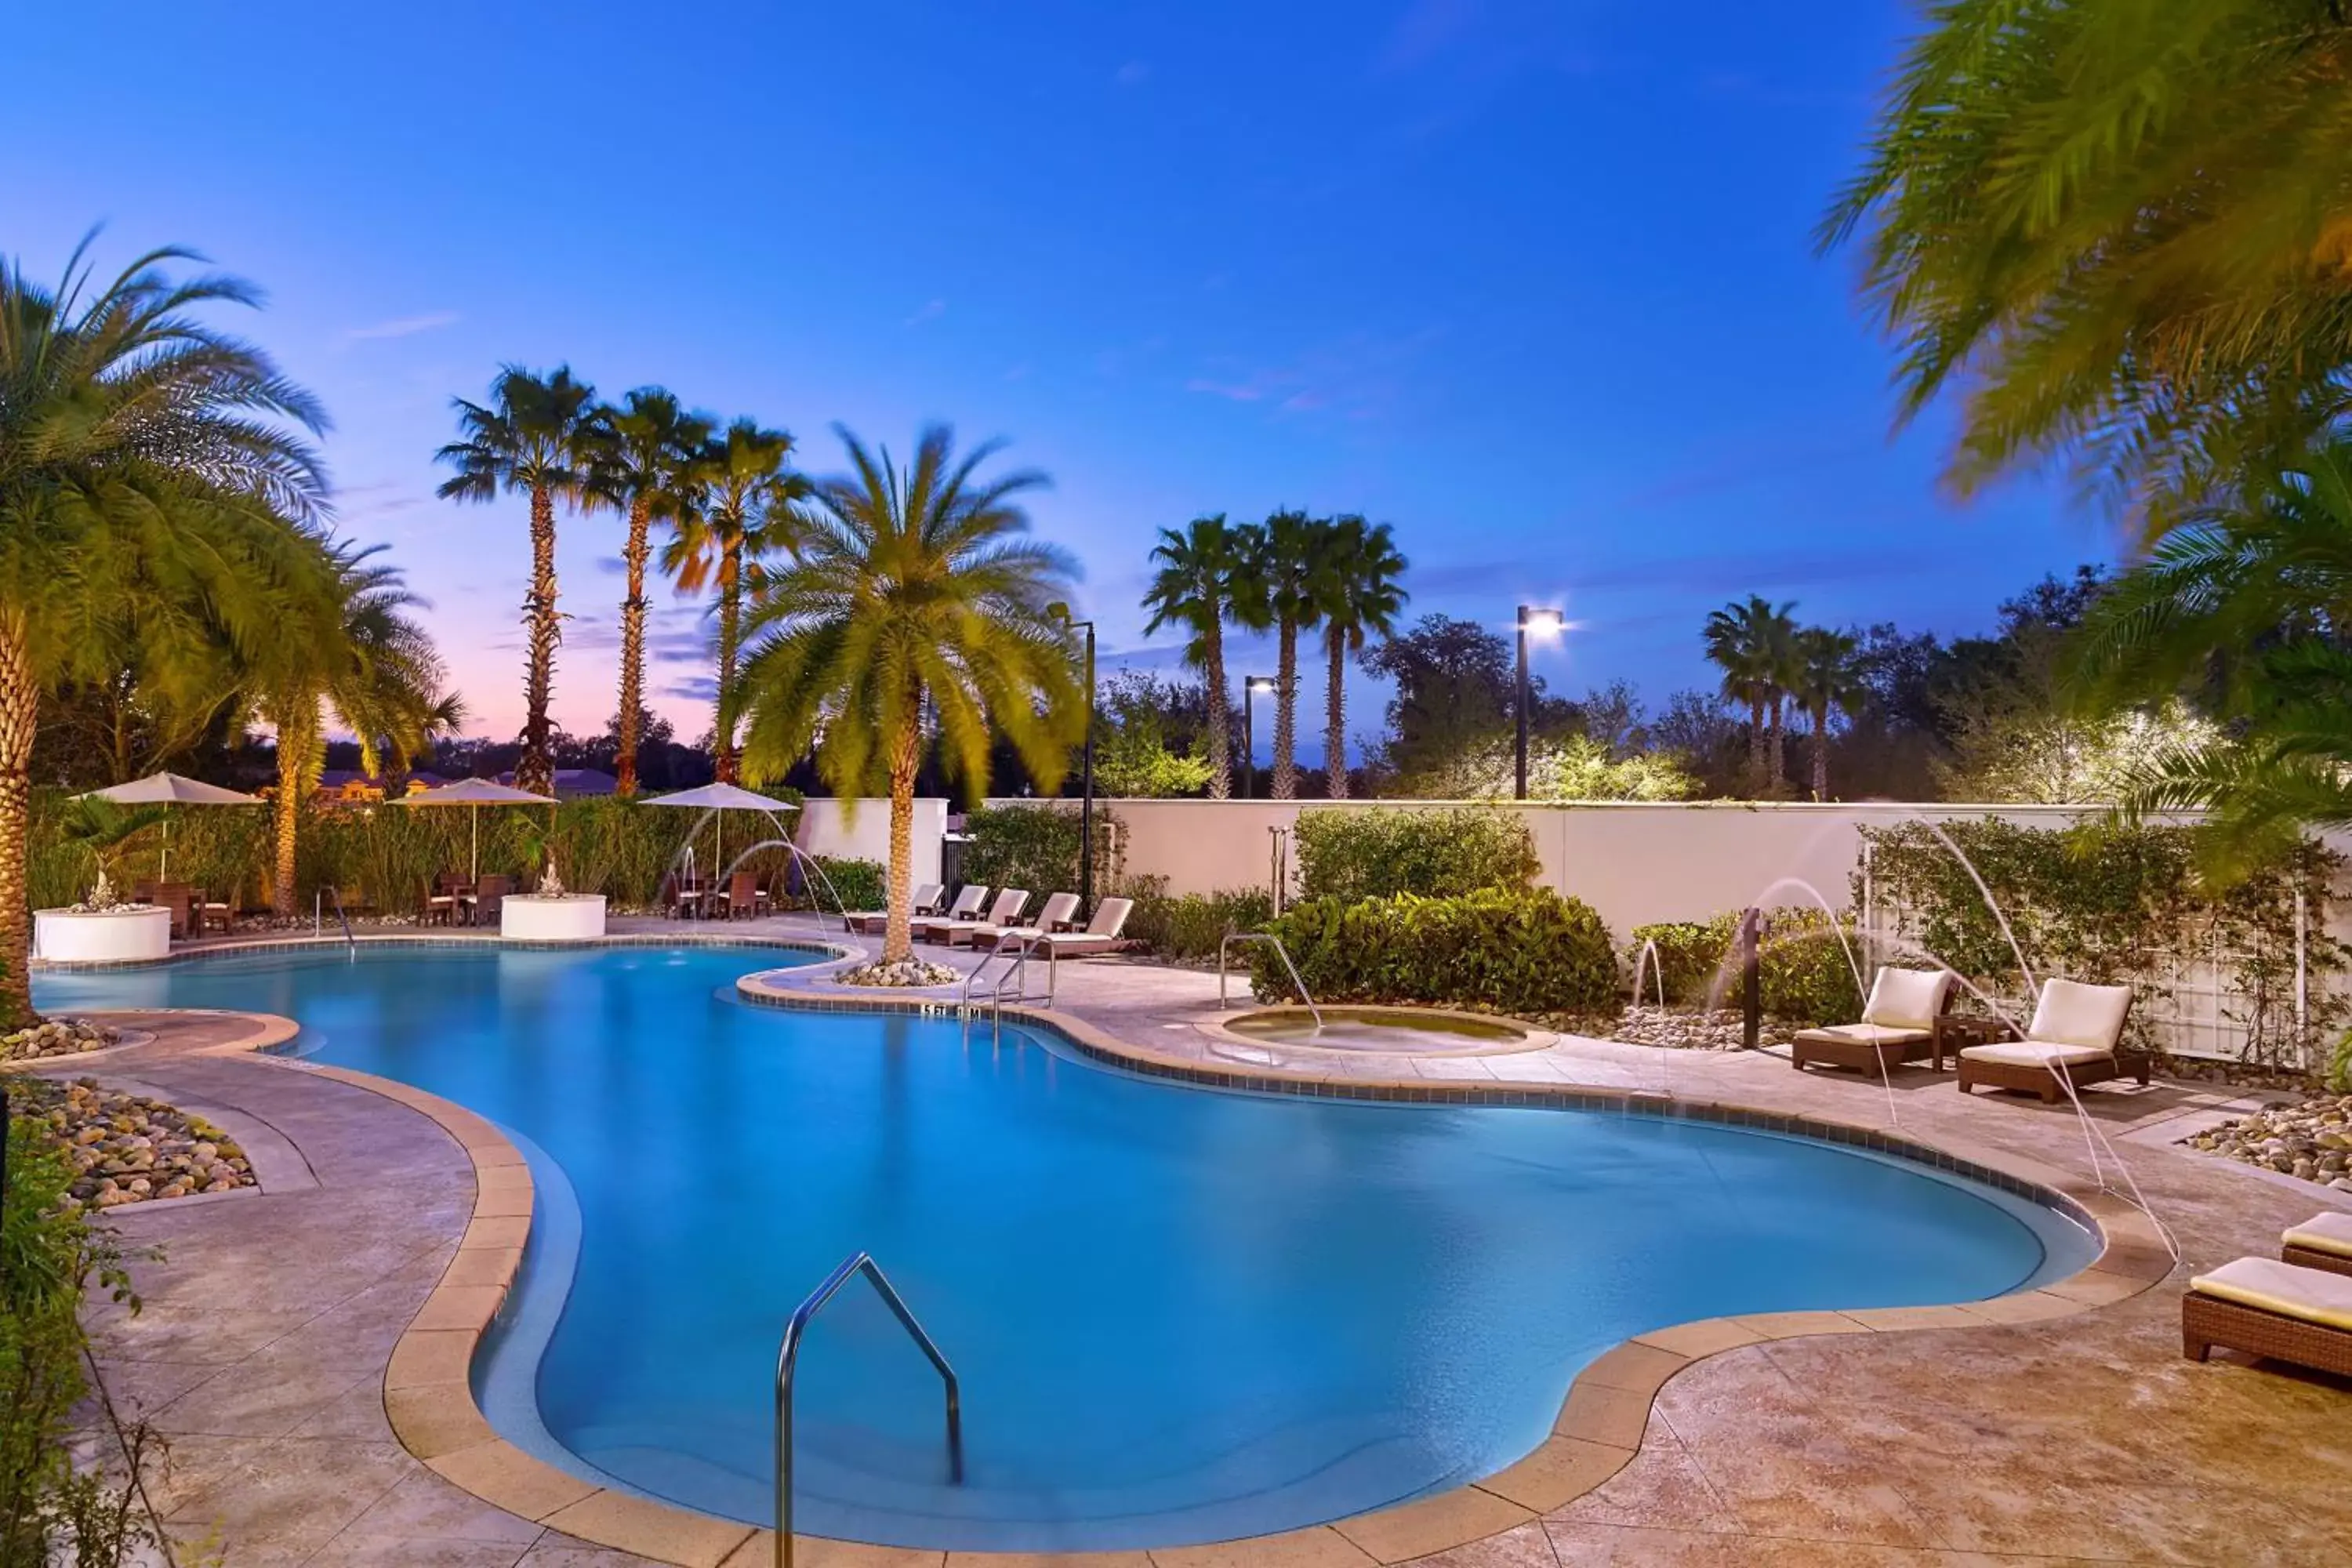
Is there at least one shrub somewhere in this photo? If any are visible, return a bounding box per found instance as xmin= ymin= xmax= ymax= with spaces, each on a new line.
xmin=795 ymin=856 xmax=885 ymax=914
xmin=1627 ymin=909 xmax=1864 ymax=1025
xmin=1118 ymin=876 xmax=1274 ymax=960
xmin=1293 ymin=807 xmax=1538 ymax=903
xmin=962 ymin=803 xmax=1124 ymax=896
xmin=1258 ymin=887 xmax=1617 ymax=1015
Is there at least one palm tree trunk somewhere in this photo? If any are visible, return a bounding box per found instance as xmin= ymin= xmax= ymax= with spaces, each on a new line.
xmin=0 ymin=610 xmax=39 ymax=1028
xmin=1768 ymin=695 xmax=1788 ymax=790
xmin=1811 ymin=699 xmax=1831 ymax=801
xmin=880 ymin=730 xmax=922 ymax=964
xmin=1272 ymin=618 xmax=1299 ymax=800
xmin=713 ymin=543 xmax=743 ymax=786
xmin=1204 ymin=620 xmax=1231 ymax=800
xmin=1748 ymin=698 xmax=1767 ymax=793
xmin=1324 ymin=626 xmax=1348 ymax=800
xmin=516 ymin=483 xmax=561 ymax=797
xmin=615 ymin=496 xmax=652 ymax=797
xmin=270 ymin=706 xmax=314 ymax=916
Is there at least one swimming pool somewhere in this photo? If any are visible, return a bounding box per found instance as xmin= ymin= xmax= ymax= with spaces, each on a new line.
xmin=38 ymin=945 xmax=2097 ymax=1551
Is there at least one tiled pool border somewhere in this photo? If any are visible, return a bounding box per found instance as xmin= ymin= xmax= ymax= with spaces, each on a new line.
xmin=102 ymin=949 xmax=2176 ymax=1568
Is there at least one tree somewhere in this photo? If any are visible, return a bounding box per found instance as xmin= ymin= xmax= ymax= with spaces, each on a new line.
xmin=435 ymin=365 xmax=599 ymax=795
xmin=246 ymin=544 xmax=463 ymax=913
xmin=736 ymin=425 xmax=1083 ymax=964
xmin=1703 ymin=596 xmax=1795 ymax=794
xmin=0 ymin=236 xmax=339 ymax=1024
xmin=660 ymin=418 xmax=808 ymax=783
xmin=1230 ymin=510 xmax=1327 ymax=799
xmin=1790 ymin=626 xmax=1864 ymax=800
xmin=1360 ymin=613 xmax=1517 ymax=788
xmin=583 ymin=388 xmax=708 ymax=796
xmin=1139 ymin=515 xmax=1244 ymax=798
xmin=1311 ymin=516 xmax=1407 ymax=799
xmin=1820 ymin=0 xmax=2352 ymax=521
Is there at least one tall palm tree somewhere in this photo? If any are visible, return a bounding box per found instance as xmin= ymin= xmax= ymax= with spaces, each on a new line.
xmin=1820 ymin=0 xmax=2352 ymax=522
xmin=435 ymin=365 xmax=598 ymax=795
xmin=1703 ymin=596 xmax=1795 ymax=795
xmin=248 ymin=544 xmax=464 ymax=913
xmin=583 ymin=388 xmax=709 ymax=796
xmin=1791 ymin=626 xmax=1864 ymax=801
xmin=1312 ymin=516 xmax=1408 ymax=800
xmin=0 ymin=235 xmax=339 ymax=1024
xmin=1140 ymin=514 xmax=1243 ymax=798
xmin=661 ymin=419 xmax=809 ymax=783
xmin=1231 ymin=510 xmax=1328 ymax=799
xmin=736 ymin=425 xmax=1083 ymax=964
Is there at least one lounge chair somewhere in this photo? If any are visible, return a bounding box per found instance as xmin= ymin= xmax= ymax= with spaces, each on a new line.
xmin=931 ymin=888 xmax=1029 ymax=946
xmin=1955 ymin=978 xmax=2150 ymax=1103
xmin=2284 ymin=1212 xmax=2352 ymax=1279
xmin=975 ymin=891 xmax=1080 ymax=950
xmin=1790 ymin=967 xmax=1956 ymax=1076
xmin=909 ymin=885 xmax=989 ymax=941
xmin=1040 ymin=898 xmax=1135 ymax=998
xmin=2183 ymin=1256 xmax=2352 ymax=1377
xmin=844 ymin=883 xmax=942 ymax=935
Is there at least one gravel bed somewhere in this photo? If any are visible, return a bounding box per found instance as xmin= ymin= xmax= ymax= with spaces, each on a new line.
xmin=2180 ymin=1094 xmax=2352 ymax=1192
xmin=1 ymin=1017 xmax=120 ymax=1062
xmin=10 ymin=1076 xmax=259 ymax=1207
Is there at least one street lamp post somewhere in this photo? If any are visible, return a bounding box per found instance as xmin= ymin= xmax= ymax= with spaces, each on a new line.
xmin=1052 ymin=606 xmax=1098 ymax=913
xmin=1243 ymin=676 xmax=1276 ymax=799
xmin=1515 ymin=605 xmax=1566 ymax=800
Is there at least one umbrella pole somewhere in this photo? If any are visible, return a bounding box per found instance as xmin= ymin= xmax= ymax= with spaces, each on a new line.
xmin=472 ymin=806 xmax=480 ymax=881
xmin=161 ymin=815 xmax=170 ymax=882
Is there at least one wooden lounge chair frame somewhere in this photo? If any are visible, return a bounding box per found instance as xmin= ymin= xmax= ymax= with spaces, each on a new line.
xmin=2182 ymin=1290 xmax=2352 ymax=1378
xmin=935 ymin=889 xmax=1030 ymax=946
xmin=1791 ymin=973 xmax=1959 ymax=1076
xmin=2283 ymin=1243 xmax=2352 ymax=1279
xmin=1955 ymin=990 xmax=2151 ymax=1103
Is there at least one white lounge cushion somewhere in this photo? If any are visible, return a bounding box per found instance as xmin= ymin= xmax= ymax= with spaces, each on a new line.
xmin=1958 ymin=1039 xmax=2115 ymax=1069
xmin=1862 ymin=967 xmax=1951 ymax=1031
xmin=2285 ymin=1210 xmax=2352 ymax=1260
xmin=2030 ymin=978 xmax=2132 ymax=1051
xmin=1799 ymin=1022 xmax=1932 ymax=1047
xmin=2190 ymin=1256 xmax=2352 ymax=1331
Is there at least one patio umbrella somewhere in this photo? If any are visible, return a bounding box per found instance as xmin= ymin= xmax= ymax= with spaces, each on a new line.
xmin=392 ymin=778 xmax=558 ymax=880
xmin=640 ymin=782 xmax=800 ymax=884
xmin=74 ymin=771 xmax=261 ymax=880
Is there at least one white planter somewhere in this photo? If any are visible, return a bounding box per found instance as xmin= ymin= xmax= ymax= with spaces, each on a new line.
xmin=501 ymin=894 xmax=606 ymax=942
xmin=34 ymin=906 xmax=172 ymax=963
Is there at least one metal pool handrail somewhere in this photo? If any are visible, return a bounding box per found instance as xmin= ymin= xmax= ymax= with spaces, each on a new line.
xmin=314 ymin=886 xmax=355 ymax=954
xmin=775 ymin=1251 xmax=964 ymax=1568
xmin=960 ymin=931 xmax=1040 ymax=1033
xmin=1217 ymin=931 xmax=1323 ymax=1027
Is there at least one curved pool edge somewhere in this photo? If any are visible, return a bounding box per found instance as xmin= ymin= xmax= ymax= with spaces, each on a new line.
xmin=115 ymin=963 xmax=2174 ymax=1568
xmin=1207 ymin=1003 xmax=1559 ymax=1058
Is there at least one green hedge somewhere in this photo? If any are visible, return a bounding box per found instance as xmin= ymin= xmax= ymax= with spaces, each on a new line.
xmin=795 ymin=856 xmax=885 ymax=913
xmin=961 ymin=804 xmax=1124 ymax=898
xmin=1258 ymin=887 xmax=1617 ymax=1014
xmin=1117 ymin=877 xmax=1273 ymax=960
xmin=1627 ymin=909 xmax=1864 ymax=1025
xmin=1293 ymin=807 xmax=1539 ymax=902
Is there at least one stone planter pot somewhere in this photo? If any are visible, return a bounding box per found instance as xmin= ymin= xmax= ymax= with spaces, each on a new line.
xmin=500 ymin=894 xmax=606 ymax=942
xmin=34 ymin=906 xmax=172 ymax=964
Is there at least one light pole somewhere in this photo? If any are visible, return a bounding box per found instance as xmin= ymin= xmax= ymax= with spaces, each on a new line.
xmin=1242 ymin=676 xmax=1276 ymax=799
xmin=1515 ymin=605 xmax=1566 ymax=800
xmin=1052 ymin=605 xmax=1098 ymax=913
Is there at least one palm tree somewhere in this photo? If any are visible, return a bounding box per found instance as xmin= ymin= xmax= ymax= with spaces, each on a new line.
xmin=1140 ymin=515 xmax=1244 ymax=798
xmin=0 ymin=235 xmax=339 ymax=1024
xmin=1703 ymin=596 xmax=1795 ymax=795
xmin=249 ymin=544 xmax=464 ymax=913
xmin=660 ymin=419 xmax=808 ymax=783
xmin=583 ymin=388 xmax=709 ymax=797
xmin=435 ymin=365 xmax=598 ymax=795
xmin=1819 ymin=1 xmax=2352 ymax=521
xmin=1790 ymin=626 xmax=1864 ymax=801
xmin=1232 ymin=510 xmax=1328 ymax=799
xmin=1312 ymin=516 xmax=1408 ymax=799
xmin=736 ymin=425 xmax=1083 ymax=963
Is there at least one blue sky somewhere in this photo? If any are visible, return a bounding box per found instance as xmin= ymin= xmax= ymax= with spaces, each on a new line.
xmin=4 ymin=1 xmax=2111 ymax=756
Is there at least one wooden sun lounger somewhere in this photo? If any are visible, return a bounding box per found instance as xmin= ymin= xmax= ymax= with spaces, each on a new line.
xmin=2183 ymin=1257 xmax=2352 ymax=1378
xmin=1791 ymin=967 xmax=1958 ymax=1076
xmin=844 ymin=884 xmax=943 ymax=934
xmin=2283 ymin=1213 xmax=2352 ymax=1280
xmin=1955 ymin=980 xmax=2150 ymax=1103
xmin=934 ymin=890 xmax=1030 ymax=946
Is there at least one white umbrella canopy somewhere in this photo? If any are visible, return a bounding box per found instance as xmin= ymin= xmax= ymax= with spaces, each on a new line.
xmin=74 ymin=771 xmax=262 ymax=880
xmin=393 ymin=779 xmax=558 ymax=880
xmin=641 ymin=783 xmax=800 ymax=884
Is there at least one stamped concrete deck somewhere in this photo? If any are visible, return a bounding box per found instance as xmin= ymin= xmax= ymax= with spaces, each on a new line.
xmin=28 ymin=923 xmax=2352 ymax=1566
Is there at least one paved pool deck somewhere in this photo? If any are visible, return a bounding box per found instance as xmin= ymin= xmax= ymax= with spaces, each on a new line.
xmin=24 ymin=921 xmax=2352 ymax=1566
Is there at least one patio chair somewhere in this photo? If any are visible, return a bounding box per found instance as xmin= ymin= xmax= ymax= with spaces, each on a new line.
xmin=932 ymin=888 xmax=1029 ymax=946
xmin=1790 ymin=967 xmax=1957 ymax=1076
xmin=2183 ymin=1256 xmax=2352 ymax=1378
xmin=910 ymin=884 xmax=990 ymax=941
xmin=466 ymin=875 xmax=511 ymax=926
xmin=658 ymin=871 xmax=685 ymax=919
xmin=2283 ymin=1212 xmax=2352 ymax=1279
xmin=419 ymin=878 xmax=457 ymax=927
xmin=844 ymin=883 xmax=942 ymax=935
xmin=724 ymin=870 xmax=764 ymax=920
xmin=977 ymin=891 xmax=1081 ymax=950
xmin=197 ymin=887 xmax=234 ymax=935
xmin=1038 ymin=897 xmax=1136 ymax=998
xmin=154 ymin=882 xmax=198 ymax=939
xmin=1955 ymin=978 xmax=2150 ymax=1103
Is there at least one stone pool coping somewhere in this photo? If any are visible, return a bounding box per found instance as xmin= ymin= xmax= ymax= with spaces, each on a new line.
xmin=1202 ymin=1001 xmax=1559 ymax=1058
xmin=111 ymin=960 xmax=2172 ymax=1568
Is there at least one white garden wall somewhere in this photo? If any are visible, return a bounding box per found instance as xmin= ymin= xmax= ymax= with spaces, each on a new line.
xmin=796 ymin=797 xmax=946 ymax=891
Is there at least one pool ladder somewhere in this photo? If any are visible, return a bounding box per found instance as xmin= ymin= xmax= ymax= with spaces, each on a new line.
xmin=313 ymin=886 xmax=356 ymax=956
xmin=1216 ymin=931 xmax=1323 ymax=1026
xmin=959 ymin=931 xmax=1042 ymax=1037
xmin=774 ymin=1252 xmax=963 ymax=1568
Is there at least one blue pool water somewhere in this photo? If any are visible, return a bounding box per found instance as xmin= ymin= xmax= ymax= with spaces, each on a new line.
xmin=38 ymin=946 xmax=2096 ymax=1550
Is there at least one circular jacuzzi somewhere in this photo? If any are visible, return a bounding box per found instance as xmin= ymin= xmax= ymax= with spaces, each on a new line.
xmin=1221 ymin=1003 xmax=1548 ymax=1054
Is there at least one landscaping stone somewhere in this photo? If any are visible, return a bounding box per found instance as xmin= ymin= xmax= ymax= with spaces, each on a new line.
xmin=0 ymin=1016 xmax=119 ymax=1062
xmin=11 ymin=1076 xmax=257 ymax=1209
xmin=837 ymin=957 xmax=961 ymax=989
xmin=1584 ymin=1004 xmax=1801 ymax=1052
xmin=2181 ymin=1094 xmax=2352 ymax=1190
